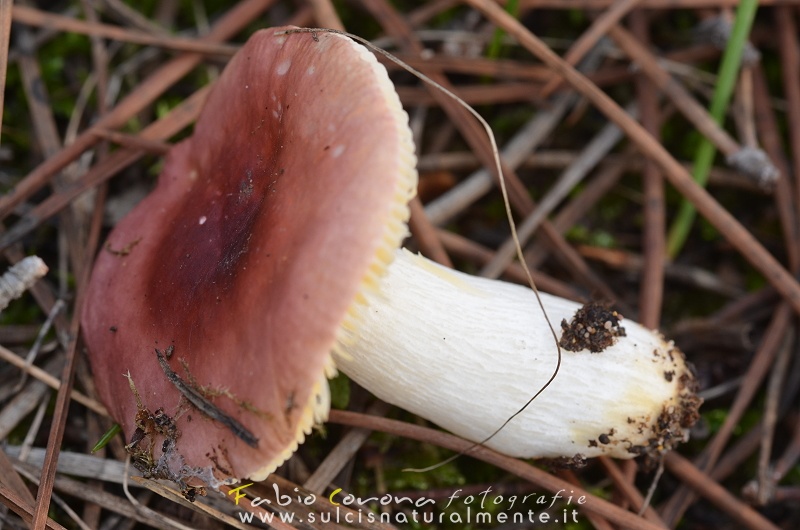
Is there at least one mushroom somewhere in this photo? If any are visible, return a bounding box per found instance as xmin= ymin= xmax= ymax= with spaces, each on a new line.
xmin=82 ymin=27 xmax=700 ymax=489
xmin=82 ymin=27 xmax=415 ymax=487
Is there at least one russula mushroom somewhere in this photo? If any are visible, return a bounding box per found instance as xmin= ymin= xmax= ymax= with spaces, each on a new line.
xmin=83 ymin=27 xmax=700 ymax=489
xmin=82 ymin=27 xmax=415 ymax=487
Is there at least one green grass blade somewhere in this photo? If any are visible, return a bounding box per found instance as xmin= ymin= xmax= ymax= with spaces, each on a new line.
xmin=91 ymin=423 xmax=121 ymax=453
xmin=666 ymin=0 xmax=760 ymax=259
xmin=486 ymin=0 xmax=520 ymax=59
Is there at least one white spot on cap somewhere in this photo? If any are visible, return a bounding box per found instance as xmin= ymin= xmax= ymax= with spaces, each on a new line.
xmin=272 ymin=102 xmax=283 ymax=121
xmin=199 ymin=216 xmax=207 ymax=225
xmin=331 ymin=145 xmax=345 ymax=158
xmin=276 ymin=59 xmax=291 ymax=76
xmin=307 ymin=66 xmax=316 ymax=75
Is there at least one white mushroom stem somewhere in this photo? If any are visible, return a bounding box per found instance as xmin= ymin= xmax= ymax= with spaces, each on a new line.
xmin=335 ymin=249 xmax=700 ymax=461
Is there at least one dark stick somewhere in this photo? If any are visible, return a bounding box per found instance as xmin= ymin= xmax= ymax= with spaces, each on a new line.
xmin=156 ymin=347 xmax=258 ymax=448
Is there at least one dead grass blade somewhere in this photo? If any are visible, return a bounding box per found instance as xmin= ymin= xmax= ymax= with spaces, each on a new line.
xmin=0 ymin=87 xmax=209 ymax=253
xmin=0 ymin=0 xmax=11 ymax=145
xmin=663 ymin=451 xmax=781 ymax=530
xmin=329 ymin=410 xmax=667 ymax=530
xmin=0 ymin=345 xmax=108 ymax=416
xmin=660 ymin=304 xmax=792 ymax=525
xmin=13 ymin=5 xmax=239 ymax=56
xmin=464 ymin=0 xmax=800 ymax=317
xmin=0 ymin=0 xmax=275 ymax=220
xmin=538 ymin=0 xmax=644 ymax=98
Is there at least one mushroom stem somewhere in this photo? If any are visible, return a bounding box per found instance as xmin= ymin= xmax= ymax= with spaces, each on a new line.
xmin=336 ymin=249 xmax=700 ymax=461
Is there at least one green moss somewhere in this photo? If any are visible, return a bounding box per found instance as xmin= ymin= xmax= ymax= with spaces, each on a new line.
xmin=566 ymin=224 xmax=616 ymax=248
xmin=329 ymin=373 xmax=351 ymax=410
xmin=0 ymin=293 xmax=44 ymax=326
xmin=703 ymin=408 xmax=730 ymax=434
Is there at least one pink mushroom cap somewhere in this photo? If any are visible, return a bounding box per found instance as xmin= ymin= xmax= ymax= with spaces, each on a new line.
xmin=82 ymin=27 xmax=416 ymax=485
